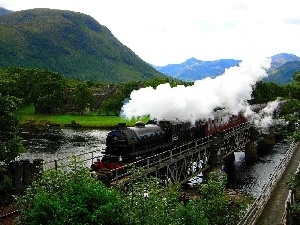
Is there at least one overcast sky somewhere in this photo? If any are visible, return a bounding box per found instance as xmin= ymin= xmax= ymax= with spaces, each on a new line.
xmin=1 ymin=0 xmax=300 ymax=66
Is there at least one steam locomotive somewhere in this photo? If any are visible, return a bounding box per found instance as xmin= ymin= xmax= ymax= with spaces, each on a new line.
xmin=91 ymin=112 xmax=248 ymax=174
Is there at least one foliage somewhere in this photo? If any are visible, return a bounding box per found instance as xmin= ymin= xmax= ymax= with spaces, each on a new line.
xmin=284 ymin=82 xmax=300 ymax=100
xmin=0 ymin=93 xmax=25 ymax=193
xmin=100 ymin=81 xmax=142 ymax=115
xmin=292 ymin=132 xmax=300 ymax=142
xmin=293 ymin=71 xmax=300 ymax=82
xmin=196 ymin=173 xmax=244 ymax=225
xmin=287 ymin=172 xmax=300 ymax=192
xmin=72 ymin=82 xmax=94 ymax=114
xmin=2 ymin=67 xmax=68 ymax=113
xmin=122 ymin=177 xmax=207 ymax=225
xmin=16 ymin=162 xmax=127 ymax=225
xmin=121 ymin=173 xmax=246 ymax=225
xmin=100 ymin=79 xmax=191 ymax=115
xmin=250 ymin=81 xmax=286 ymax=104
xmin=278 ymin=99 xmax=300 ymax=140
xmin=0 ymin=94 xmax=25 ymax=163
xmin=16 ymin=163 xmax=248 ymax=225
xmin=287 ymin=172 xmax=300 ymax=219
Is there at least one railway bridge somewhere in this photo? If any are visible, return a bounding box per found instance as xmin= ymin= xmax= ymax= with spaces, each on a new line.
xmin=10 ymin=121 xmax=271 ymax=191
xmin=104 ymin=121 xmax=262 ymax=187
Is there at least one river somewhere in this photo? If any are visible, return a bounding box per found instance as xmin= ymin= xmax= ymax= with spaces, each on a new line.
xmin=18 ymin=126 xmax=291 ymax=197
xmin=18 ymin=126 xmax=108 ymax=168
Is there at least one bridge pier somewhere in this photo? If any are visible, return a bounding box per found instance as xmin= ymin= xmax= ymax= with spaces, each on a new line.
xmin=209 ymin=147 xmax=222 ymax=166
xmin=258 ymin=127 xmax=276 ymax=154
xmin=245 ymin=141 xmax=258 ymax=162
xmin=264 ymin=127 xmax=276 ymax=145
xmin=223 ymin=152 xmax=235 ymax=165
xmin=244 ymin=126 xmax=260 ymax=162
xmin=208 ymin=135 xmax=224 ymax=166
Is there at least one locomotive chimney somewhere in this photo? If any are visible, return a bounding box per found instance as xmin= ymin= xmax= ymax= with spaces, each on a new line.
xmin=118 ymin=123 xmax=127 ymax=130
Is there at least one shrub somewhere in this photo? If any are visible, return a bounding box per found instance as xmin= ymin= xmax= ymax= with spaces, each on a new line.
xmin=16 ymin=162 xmax=126 ymax=225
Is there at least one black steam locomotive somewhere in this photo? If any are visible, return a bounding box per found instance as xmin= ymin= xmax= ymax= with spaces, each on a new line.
xmin=90 ymin=113 xmax=247 ymax=173
xmin=105 ymin=120 xmax=201 ymax=162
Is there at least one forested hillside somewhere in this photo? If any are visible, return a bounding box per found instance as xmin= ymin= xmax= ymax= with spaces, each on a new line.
xmin=264 ymin=61 xmax=300 ymax=85
xmin=0 ymin=6 xmax=12 ymax=15
xmin=0 ymin=8 xmax=166 ymax=82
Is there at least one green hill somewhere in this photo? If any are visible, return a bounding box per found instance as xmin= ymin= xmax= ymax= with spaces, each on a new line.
xmin=0 ymin=8 xmax=166 ymax=82
xmin=264 ymin=61 xmax=300 ymax=85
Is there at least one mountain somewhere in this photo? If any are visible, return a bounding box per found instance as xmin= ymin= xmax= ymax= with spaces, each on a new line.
xmin=154 ymin=53 xmax=300 ymax=84
xmin=264 ymin=60 xmax=300 ymax=84
xmin=262 ymin=53 xmax=300 ymax=84
xmin=154 ymin=58 xmax=241 ymax=82
xmin=269 ymin=53 xmax=300 ymax=70
xmin=0 ymin=8 xmax=166 ymax=82
xmin=0 ymin=7 xmax=13 ymax=15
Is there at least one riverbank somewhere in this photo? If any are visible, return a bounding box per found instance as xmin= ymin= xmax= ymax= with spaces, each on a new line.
xmin=14 ymin=105 xmax=147 ymax=128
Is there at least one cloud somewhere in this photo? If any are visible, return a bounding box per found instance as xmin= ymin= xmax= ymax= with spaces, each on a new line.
xmin=284 ymin=18 xmax=300 ymax=25
xmin=1 ymin=0 xmax=300 ymax=65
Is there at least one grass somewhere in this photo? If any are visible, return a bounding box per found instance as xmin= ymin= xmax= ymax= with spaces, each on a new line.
xmin=14 ymin=104 xmax=148 ymax=128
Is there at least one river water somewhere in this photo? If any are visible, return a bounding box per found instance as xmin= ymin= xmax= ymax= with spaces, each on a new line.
xmin=18 ymin=126 xmax=291 ymax=197
xmin=226 ymin=141 xmax=291 ymax=198
xmin=18 ymin=126 xmax=108 ymax=168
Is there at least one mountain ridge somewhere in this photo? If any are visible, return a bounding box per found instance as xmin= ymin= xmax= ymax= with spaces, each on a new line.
xmin=0 ymin=8 xmax=166 ymax=82
xmin=154 ymin=53 xmax=300 ymax=84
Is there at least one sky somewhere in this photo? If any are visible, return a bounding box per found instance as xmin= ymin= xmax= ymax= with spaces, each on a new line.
xmin=1 ymin=0 xmax=300 ymax=66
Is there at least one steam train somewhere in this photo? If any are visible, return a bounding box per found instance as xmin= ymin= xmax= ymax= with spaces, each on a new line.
xmin=91 ymin=112 xmax=248 ymax=174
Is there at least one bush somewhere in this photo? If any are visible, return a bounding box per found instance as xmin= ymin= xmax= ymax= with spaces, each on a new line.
xmin=16 ymin=162 xmax=126 ymax=225
xmin=122 ymin=177 xmax=208 ymax=225
xmin=16 ymin=163 xmax=246 ymax=225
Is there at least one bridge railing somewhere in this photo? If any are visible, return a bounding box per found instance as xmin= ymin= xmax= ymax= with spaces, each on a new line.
xmin=282 ymin=157 xmax=300 ymax=225
xmin=238 ymin=141 xmax=298 ymax=225
xmin=111 ymin=135 xmax=214 ymax=183
xmin=111 ymin=122 xmax=250 ymax=183
xmin=42 ymin=150 xmax=101 ymax=171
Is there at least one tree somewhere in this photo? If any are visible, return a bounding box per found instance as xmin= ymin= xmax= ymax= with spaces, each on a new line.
xmin=28 ymin=69 xmax=67 ymax=114
xmin=73 ymin=83 xmax=93 ymax=114
xmin=284 ymin=82 xmax=300 ymax=100
xmin=196 ymin=173 xmax=245 ymax=225
xmin=0 ymin=93 xmax=25 ymax=193
xmin=292 ymin=71 xmax=300 ymax=83
xmin=3 ymin=67 xmax=67 ymax=113
xmin=100 ymin=82 xmax=141 ymax=115
xmin=0 ymin=94 xmax=25 ymax=163
xmin=250 ymin=81 xmax=285 ymax=104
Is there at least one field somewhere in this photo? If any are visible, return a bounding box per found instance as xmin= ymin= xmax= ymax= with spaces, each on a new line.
xmin=14 ymin=105 xmax=148 ymax=128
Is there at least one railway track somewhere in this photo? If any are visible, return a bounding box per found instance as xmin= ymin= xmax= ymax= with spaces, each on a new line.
xmin=0 ymin=208 xmax=19 ymax=224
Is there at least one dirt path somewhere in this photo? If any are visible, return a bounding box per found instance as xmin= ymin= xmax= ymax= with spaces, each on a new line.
xmin=256 ymin=143 xmax=300 ymax=225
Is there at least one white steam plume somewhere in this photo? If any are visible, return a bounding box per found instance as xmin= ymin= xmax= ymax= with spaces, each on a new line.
xmin=121 ymin=57 xmax=274 ymax=125
xmin=245 ymin=99 xmax=281 ymax=131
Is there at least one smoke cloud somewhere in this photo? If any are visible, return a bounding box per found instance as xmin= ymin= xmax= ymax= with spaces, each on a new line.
xmin=121 ymin=57 xmax=277 ymax=128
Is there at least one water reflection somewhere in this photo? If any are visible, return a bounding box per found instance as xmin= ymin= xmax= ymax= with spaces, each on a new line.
xmin=225 ymin=141 xmax=291 ymax=197
xmin=18 ymin=127 xmax=108 ymax=166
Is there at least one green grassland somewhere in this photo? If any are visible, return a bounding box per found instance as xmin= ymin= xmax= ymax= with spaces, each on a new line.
xmin=15 ymin=105 xmax=148 ymax=128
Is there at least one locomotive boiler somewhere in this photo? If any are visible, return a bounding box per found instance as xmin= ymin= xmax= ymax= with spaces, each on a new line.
xmin=104 ymin=120 xmax=200 ymax=163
